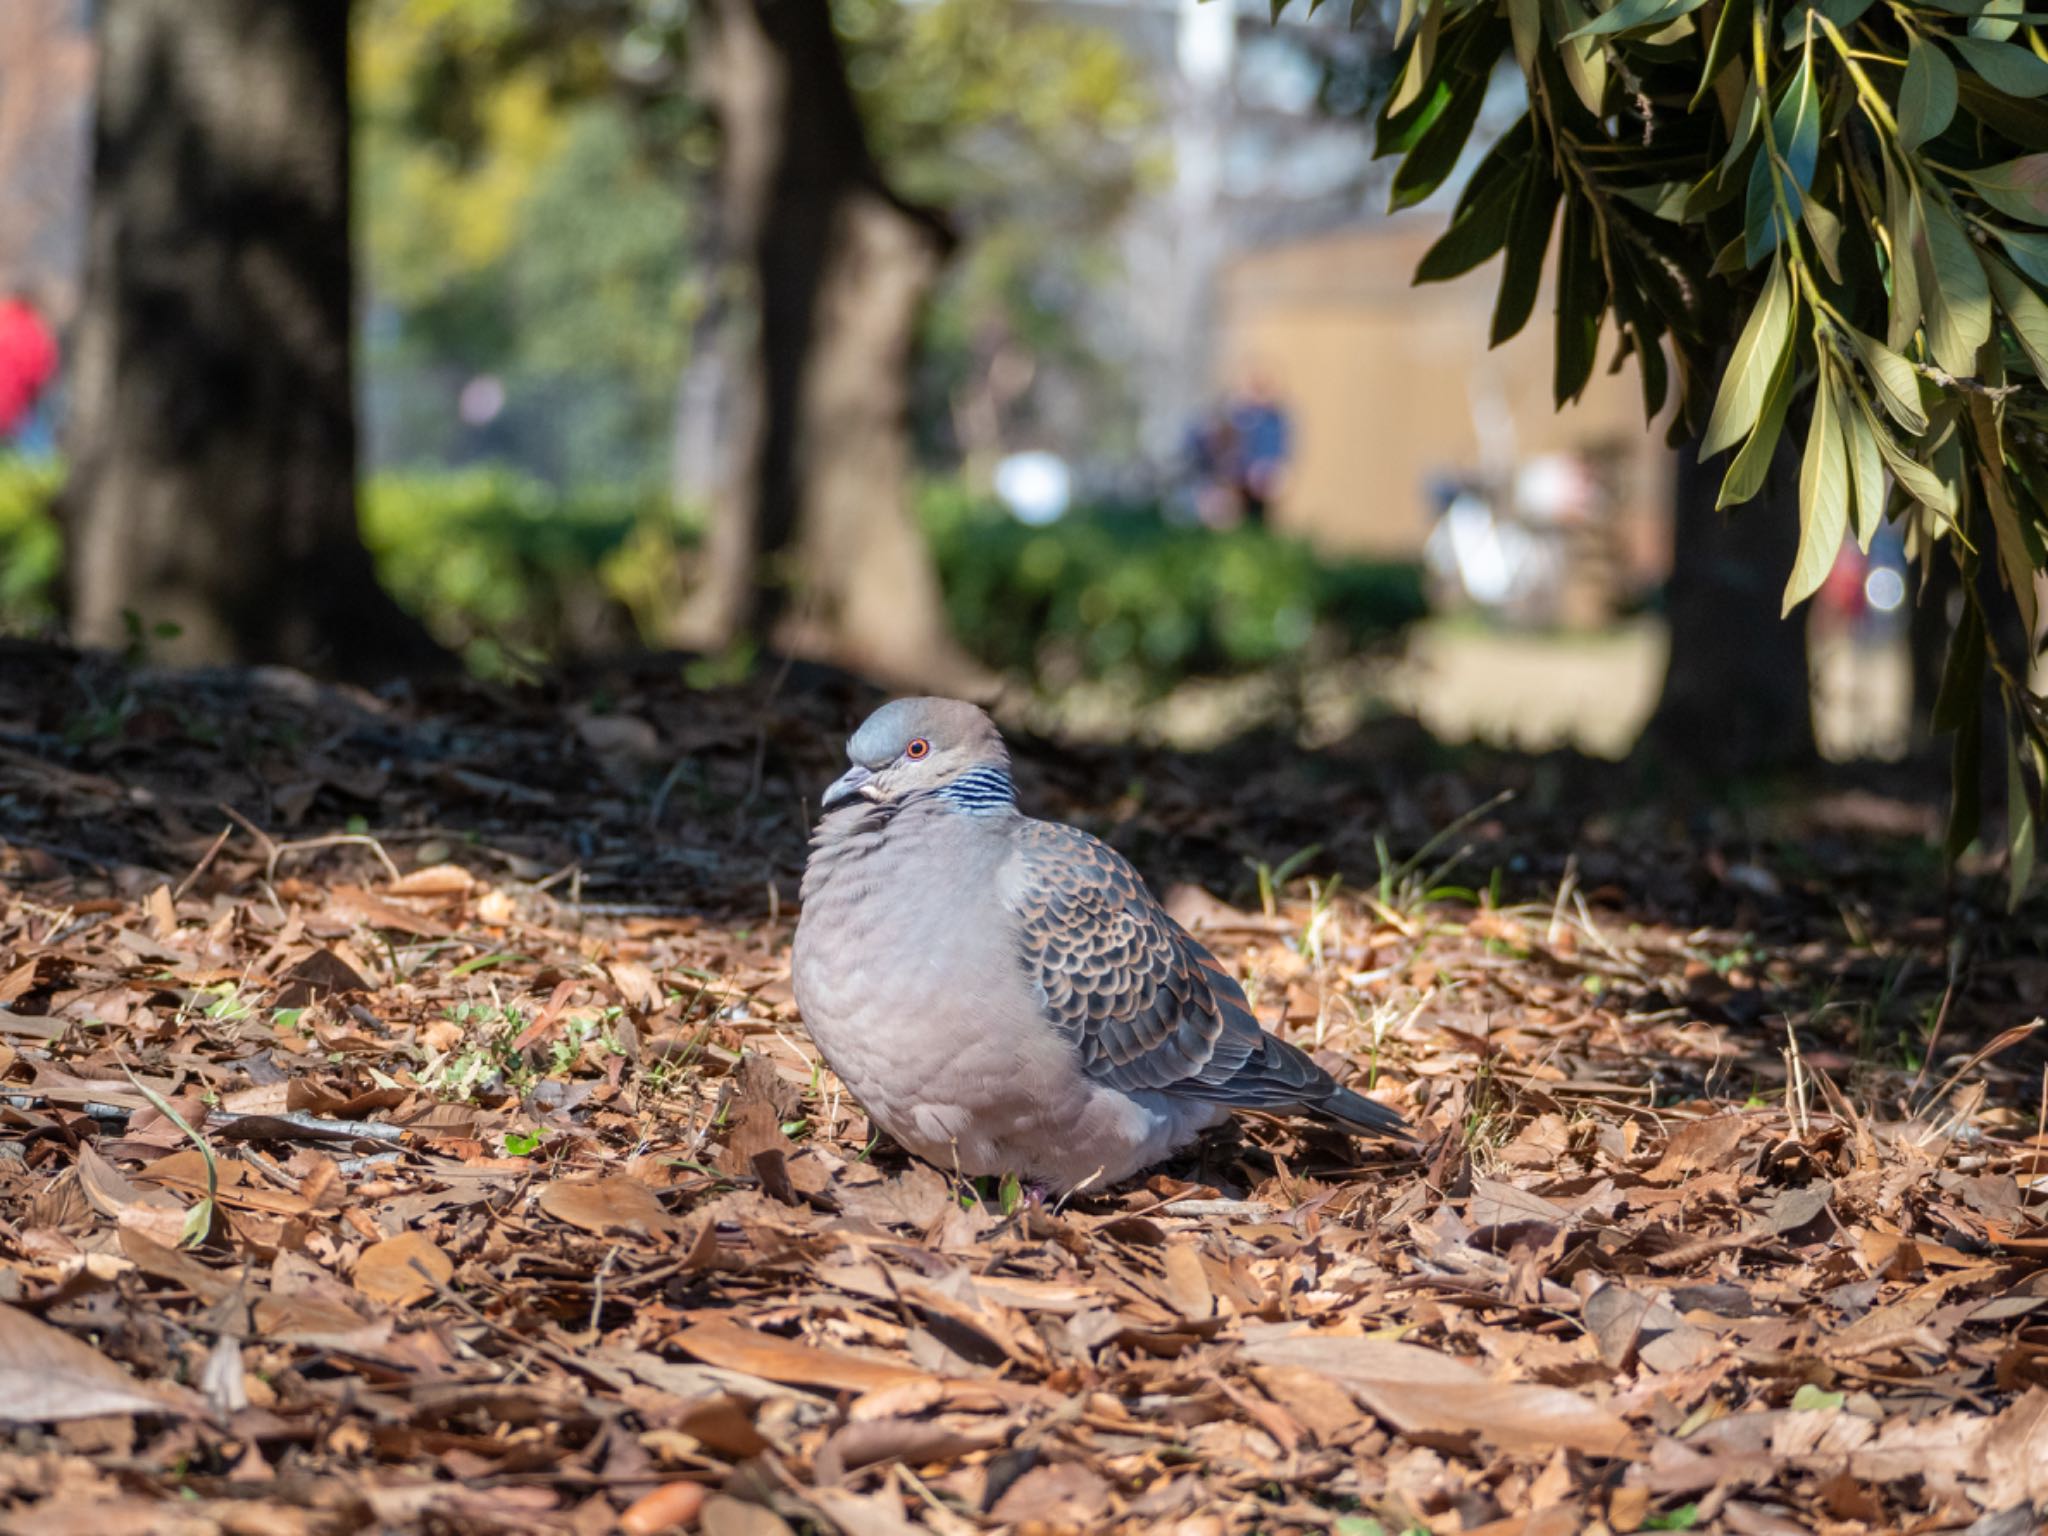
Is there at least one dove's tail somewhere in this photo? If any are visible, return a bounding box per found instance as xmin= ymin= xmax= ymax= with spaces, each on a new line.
xmin=1309 ymin=1083 xmax=1416 ymax=1142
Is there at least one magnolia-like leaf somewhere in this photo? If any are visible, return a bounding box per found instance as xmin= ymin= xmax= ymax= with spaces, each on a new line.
xmin=1992 ymin=224 xmax=2048 ymax=283
xmin=1933 ymin=596 xmax=1986 ymax=735
xmin=1718 ymin=339 xmax=1798 ymax=507
xmin=1868 ymin=405 xmax=1959 ymax=515
xmin=1492 ymin=154 xmax=1560 ymax=346
xmin=1416 ymin=159 xmax=1523 ymax=282
xmin=1898 ymin=34 xmax=1960 ymax=151
xmin=1952 ymin=34 xmax=2048 ymax=99
xmin=1971 ymin=0 xmax=2023 ymax=41
xmin=1703 ymin=255 xmax=1793 ymax=455
xmin=1692 ymin=0 xmax=1754 ymax=106
xmin=1566 ymin=0 xmax=1704 ymax=40
xmin=1391 ymin=71 xmax=1490 ymax=210
xmin=1844 ymin=327 xmax=1930 ymax=433
xmin=1389 ymin=0 xmax=1442 ymax=116
xmin=1885 ymin=151 xmax=1926 ymax=351
xmin=1917 ymin=191 xmax=1993 ymax=376
xmin=1803 ymin=195 xmax=1845 ymax=282
xmin=1843 ymin=381 xmax=1887 ymax=549
xmin=1549 ymin=0 xmax=1611 ymax=113
xmin=1967 ymin=394 xmax=2043 ymax=638
xmin=1785 ymin=359 xmax=1851 ymax=615
xmin=1554 ymin=200 xmax=1606 ymax=405
xmin=1951 ymin=705 xmax=1985 ymax=860
xmin=1745 ymin=148 xmax=1791 ymax=266
xmin=1985 ymin=252 xmax=2048 ymax=375
xmin=1962 ymin=155 xmax=2048 ymax=224
xmin=2006 ymin=726 xmax=2037 ymax=910
xmin=1773 ymin=47 xmax=1821 ymax=196
xmin=1508 ymin=0 xmax=1542 ymax=74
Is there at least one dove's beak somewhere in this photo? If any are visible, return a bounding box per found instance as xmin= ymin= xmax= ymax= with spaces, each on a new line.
xmin=821 ymin=764 xmax=875 ymax=811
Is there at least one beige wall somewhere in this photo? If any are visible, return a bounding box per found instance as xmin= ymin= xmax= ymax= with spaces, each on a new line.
xmin=1216 ymin=220 xmax=1675 ymax=586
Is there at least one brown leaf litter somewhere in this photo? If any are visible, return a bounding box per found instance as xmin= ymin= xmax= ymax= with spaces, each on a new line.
xmin=0 ymin=639 xmax=2043 ymax=1532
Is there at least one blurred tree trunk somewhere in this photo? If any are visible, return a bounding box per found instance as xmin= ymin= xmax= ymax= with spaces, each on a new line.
xmin=1643 ymin=435 xmax=1816 ymax=774
xmin=63 ymin=0 xmax=439 ymax=680
xmin=674 ymin=0 xmax=982 ymax=690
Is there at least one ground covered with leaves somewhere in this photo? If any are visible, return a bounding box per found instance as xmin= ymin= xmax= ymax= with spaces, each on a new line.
xmin=0 ymin=637 xmax=2045 ymax=1536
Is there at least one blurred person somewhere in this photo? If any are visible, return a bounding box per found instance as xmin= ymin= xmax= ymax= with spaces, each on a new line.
xmin=0 ymin=290 xmax=58 ymax=452
xmin=1178 ymin=405 xmax=1242 ymax=529
xmin=1225 ymin=370 xmax=1291 ymax=525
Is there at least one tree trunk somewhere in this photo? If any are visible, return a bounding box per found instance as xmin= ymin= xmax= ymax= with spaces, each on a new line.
xmin=63 ymin=0 xmax=439 ymax=681
xmin=1642 ymin=434 xmax=1817 ymax=775
xmin=673 ymin=0 xmax=982 ymax=691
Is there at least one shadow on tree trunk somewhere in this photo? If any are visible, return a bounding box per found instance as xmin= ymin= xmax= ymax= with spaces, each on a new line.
xmin=1641 ymin=432 xmax=1816 ymax=780
xmin=61 ymin=0 xmax=443 ymax=684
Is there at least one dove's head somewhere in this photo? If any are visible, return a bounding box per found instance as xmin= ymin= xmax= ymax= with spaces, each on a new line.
xmin=822 ymin=697 xmax=1013 ymax=813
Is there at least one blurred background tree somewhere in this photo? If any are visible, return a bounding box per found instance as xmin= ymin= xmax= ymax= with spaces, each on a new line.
xmin=61 ymin=0 xmax=440 ymax=679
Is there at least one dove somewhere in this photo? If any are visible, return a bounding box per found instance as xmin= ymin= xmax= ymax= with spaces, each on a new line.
xmin=792 ymin=697 xmax=1411 ymax=1193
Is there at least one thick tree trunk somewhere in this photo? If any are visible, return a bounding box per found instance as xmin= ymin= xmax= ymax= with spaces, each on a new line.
xmin=674 ymin=0 xmax=982 ymax=691
xmin=62 ymin=0 xmax=439 ymax=681
xmin=1642 ymin=435 xmax=1817 ymax=774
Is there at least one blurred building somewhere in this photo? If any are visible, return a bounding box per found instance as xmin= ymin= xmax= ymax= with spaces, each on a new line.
xmin=1216 ymin=218 xmax=1674 ymax=593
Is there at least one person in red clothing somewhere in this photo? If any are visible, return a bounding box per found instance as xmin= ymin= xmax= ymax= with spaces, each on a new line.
xmin=0 ymin=293 xmax=59 ymax=444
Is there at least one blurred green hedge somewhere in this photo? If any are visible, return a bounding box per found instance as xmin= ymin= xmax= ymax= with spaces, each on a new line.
xmin=0 ymin=461 xmax=1425 ymax=686
xmin=0 ymin=455 xmax=62 ymax=630
xmin=922 ymin=484 xmax=1425 ymax=684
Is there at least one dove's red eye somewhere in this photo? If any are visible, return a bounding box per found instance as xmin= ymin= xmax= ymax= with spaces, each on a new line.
xmin=905 ymin=738 xmax=930 ymax=760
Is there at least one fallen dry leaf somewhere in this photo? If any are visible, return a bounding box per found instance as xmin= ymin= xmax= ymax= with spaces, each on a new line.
xmin=352 ymin=1231 xmax=453 ymax=1307
xmin=1244 ymin=1327 xmax=1639 ymax=1455
xmin=0 ymin=1303 xmax=203 ymax=1423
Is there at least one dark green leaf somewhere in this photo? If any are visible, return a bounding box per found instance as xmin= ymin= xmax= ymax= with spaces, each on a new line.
xmin=1416 ymin=145 xmax=1524 ymax=280
xmin=1868 ymin=410 xmax=1959 ymax=514
xmin=1377 ymin=78 xmax=1453 ymax=158
xmin=1613 ymin=181 xmax=1691 ymax=219
xmin=1784 ymin=355 xmax=1851 ymax=615
xmin=1717 ymin=338 xmax=1798 ymax=506
xmin=1692 ymin=0 xmax=1754 ymax=105
xmin=1933 ymin=594 xmax=1986 ymax=733
xmin=1773 ymin=48 xmax=1821 ymax=194
xmin=1554 ymin=200 xmax=1606 ymax=405
xmin=1391 ymin=68 xmax=1489 ymax=209
xmin=1884 ymin=150 xmax=1925 ymax=349
xmin=1991 ymin=223 xmax=2048 ymax=282
xmin=1704 ymin=253 xmax=1794 ymax=454
xmin=1985 ymin=252 xmax=2048 ymax=374
xmin=1968 ymin=395 xmax=2043 ymax=637
xmin=1508 ymin=0 xmax=1543 ymax=71
xmin=1548 ymin=0 xmax=1610 ymax=112
xmin=2006 ymin=724 xmax=2036 ymax=909
xmin=1842 ymin=377 xmax=1886 ymax=548
xmin=1952 ymin=34 xmax=2048 ymax=98
xmin=1845 ymin=326 xmax=1930 ymax=433
xmin=1566 ymin=0 xmax=1703 ymax=40
xmin=1917 ymin=192 xmax=1993 ymax=375
xmin=1745 ymin=147 xmax=1791 ymax=265
xmin=1898 ymin=35 xmax=1959 ymax=150
xmin=1803 ymin=195 xmax=1844 ymax=281
xmin=1962 ymin=154 xmax=2048 ymax=224
xmin=1955 ymin=74 xmax=2048 ymax=149
xmin=1950 ymin=700 xmax=1985 ymax=859
xmin=1492 ymin=153 xmax=1560 ymax=345
xmin=1971 ymin=0 xmax=2022 ymax=41
xmin=1388 ymin=0 xmax=1443 ymax=116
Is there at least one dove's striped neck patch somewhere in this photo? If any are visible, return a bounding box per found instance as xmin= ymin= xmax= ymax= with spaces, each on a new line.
xmin=937 ymin=765 xmax=1017 ymax=814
